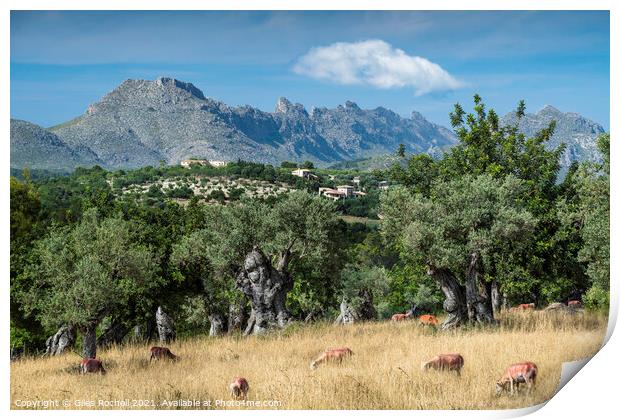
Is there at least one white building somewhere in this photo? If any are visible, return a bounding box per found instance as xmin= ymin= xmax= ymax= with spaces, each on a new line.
xmin=209 ymin=160 xmax=229 ymax=167
xmin=180 ymin=159 xmax=209 ymax=168
xmin=336 ymin=185 xmax=355 ymax=198
xmin=291 ymin=168 xmax=317 ymax=179
xmin=378 ymin=181 xmax=390 ymax=190
xmin=319 ymin=187 xmax=347 ymax=200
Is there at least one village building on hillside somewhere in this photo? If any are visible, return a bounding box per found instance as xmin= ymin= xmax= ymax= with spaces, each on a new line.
xmin=378 ymin=181 xmax=390 ymax=190
xmin=291 ymin=168 xmax=318 ymax=179
xmin=180 ymin=159 xmax=208 ymax=168
xmin=336 ymin=185 xmax=355 ymax=198
xmin=318 ymin=187 xmax=347 ymax=200
xmin=208 ymin=160 xmax=229 ymax=167
xmin=318 ymin=185 xmax=366 ymax=201
xmin=180 ymin=159 xmax=229 ymax=168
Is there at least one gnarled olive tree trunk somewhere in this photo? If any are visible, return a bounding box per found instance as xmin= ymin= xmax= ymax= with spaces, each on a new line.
xmin=427 ymin=265 xmax=467 ymax=330
xmin=357 ymin=289 xmax=377 ymax=321
xmin=156 ymin=306 xmax=176 ymax=343
xmin=465 ymin=252 xmax=495 ymax=324
xmin=491 ymin=279 xmax=502 ymax=315
xmin=236 ymin=247 xmax=293 ymax=335
xmin=334 ymin=298 xmax=359 ymax=325
xmin=81 ymin=324 xmax=97 ymax=359
xmin=45 ymin=325 xmax=77 ymax=356
xmin=208 ymin=313 xmax=227 ymax=336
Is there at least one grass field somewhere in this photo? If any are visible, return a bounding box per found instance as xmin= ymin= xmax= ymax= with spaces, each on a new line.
xmin=10 ymin=311 xmax=607 ymax=410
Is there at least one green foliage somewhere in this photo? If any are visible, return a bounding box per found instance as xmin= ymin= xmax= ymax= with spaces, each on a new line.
xmin=339 ymin=265 xmax=390 ymax=311
xmin=381 ymin=175 xmax=536 ymax=274
xmin=10 ymin=176 xmax=41 ymax=241
xmin=17 ymin=209 xmax=161 ymax=331
xmin=582 ymin=284 xmax=610 ymax=311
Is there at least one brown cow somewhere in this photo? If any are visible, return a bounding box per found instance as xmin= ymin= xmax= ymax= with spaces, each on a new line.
xmin=391 ymin=313 xmax=410 ymax=322
xmin=310 ymin=347 xmax=354 ymax=369
xmin=516 ymin=303 xmax=536 ymax=310
xmin=496 ymin=362 xmax=538 ymax=396
xmin=418 ymin=314 xmax=439 ymax=327
xmin=150 ymin=346 xmax=178 ymax=362
xmin=229 ymin=377 xmax=250 ymax=399
xmin=80 ymin=358 xmax=106 ymax=375
xmin=567 ymin=300 xmax=582 ymax=308
xmin=421 ymin=353 xmax=464 ymax=376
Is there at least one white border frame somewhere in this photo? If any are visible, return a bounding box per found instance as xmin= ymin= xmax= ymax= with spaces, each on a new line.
xmin=2 ymin=2 xmax=616 ymax=419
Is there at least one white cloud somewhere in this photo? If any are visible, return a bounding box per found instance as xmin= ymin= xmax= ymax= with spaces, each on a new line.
xmin=293 ymin=39 xmax=463 ymax=96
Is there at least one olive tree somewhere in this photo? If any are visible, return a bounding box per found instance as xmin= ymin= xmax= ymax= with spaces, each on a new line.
xmin=381 ymin=174 xmax=536 ymax=329
xmin=19 ymin=209 xmax=159 ymax=358
xmin=174 ymin=191 xmax=339 ymax=335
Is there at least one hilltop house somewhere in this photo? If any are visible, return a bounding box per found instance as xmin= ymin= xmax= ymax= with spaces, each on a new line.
xmin=291 ymin=168 xmax=318 ymax=179
xmin=208 ymin=160 xmax=229 ymax=167
xmin=319 ymin=187 xmax=347 ymax=200
xmin=319 ymin=185 xmax=366 ymax=201
xmin=180 ymin=159 xmax=229 ymax=168
xmin=378 ymin=181 xmax=390 ymax=190
xmin=180 ymin=159 xmax=208 ymax=168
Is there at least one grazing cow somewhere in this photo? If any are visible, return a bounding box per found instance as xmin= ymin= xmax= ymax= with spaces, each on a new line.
xmin=310 ymin=347 xmax=354 ymax=369
xmin=496 ymin=362 xmax=538 ymax=396
xmin=80 ymin=358 xmax=106 ymax=375
xmin=391 ymin=313 xmax=410 ymax=322
xmin=517 ymin=303 xmax=536 ymax=310
xmin=418 ymin=314 xmax=439 ymax=328
xmin=229 ymin=377 xmax=249 ymax=399
xmin=421 ymin=353 xmax=464 ymax=376
xmin=149 ymin=346 xmax=178 ymax=362
xmin=567 ymin=300 xmax=582 ymax=308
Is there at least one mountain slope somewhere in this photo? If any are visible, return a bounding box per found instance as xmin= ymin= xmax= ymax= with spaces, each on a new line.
xmin=45 ymin=77 xmax=458 ymax=169
xmin=10 ymin=119 xmax=102 ymax=172
xmin=502 ymin=105 xmax=606 ymax=168
xmin=10 ymin=78 xmax=607 ymax=173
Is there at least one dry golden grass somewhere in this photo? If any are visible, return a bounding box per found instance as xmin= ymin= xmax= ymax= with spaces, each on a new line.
xmin=10 ymin=310 xmax=607 ymax=410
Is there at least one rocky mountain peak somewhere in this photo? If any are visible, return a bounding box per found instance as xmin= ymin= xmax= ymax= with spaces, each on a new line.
xmin=154 ymin=77 xmax=205 ymax=100
xmin=344 ymin=100 xmax=360 ymax=110
xmin=539 ymin=104 xmax=562 ymax=116
xmin=275 ymin=97 xmax=307 ymax=115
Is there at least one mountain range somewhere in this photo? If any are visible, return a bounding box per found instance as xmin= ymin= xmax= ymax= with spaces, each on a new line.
xmin=10 ymin=77 xmax=607 ymax=173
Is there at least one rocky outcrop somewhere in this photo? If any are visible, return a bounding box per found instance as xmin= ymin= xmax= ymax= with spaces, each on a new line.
xmin=45 ymin=325 xmax=76 ymax=356
xmin=156 ymin=306 xmax=176 ymax=343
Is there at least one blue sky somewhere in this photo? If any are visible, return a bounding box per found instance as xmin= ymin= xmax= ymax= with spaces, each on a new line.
xmin=10 ymin=11 xmax=610 ymax=129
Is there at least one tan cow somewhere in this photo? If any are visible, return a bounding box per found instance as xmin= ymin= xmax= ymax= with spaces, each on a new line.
xmin=150 ymin=346 xmax=178 ymax=362
xmin=496 ymin=362 xmax=538 ymax=396
xmin=421 ymin=353 xmax=464 ymax=376
xmin=80 ymin=358 xmax=106 ymax=375
xmin=391 ymin=313 xmax=410 ymax=322
xmin=229 ymin=377 xmax=250 ymax=399
xmin=310 ymin=347 xmax=354 ymax=369
xmin=517 ymin=303 xmax=536 ymax=310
